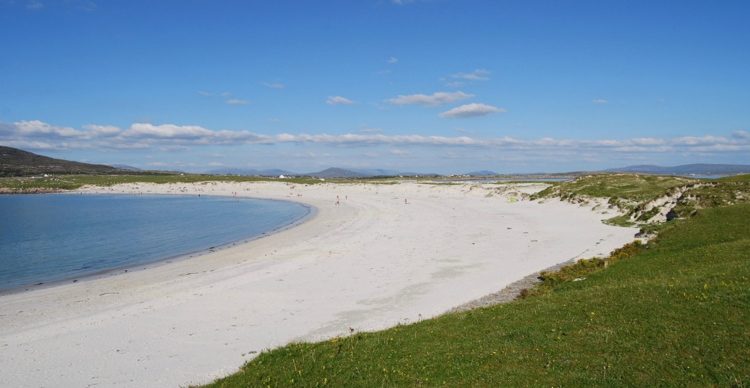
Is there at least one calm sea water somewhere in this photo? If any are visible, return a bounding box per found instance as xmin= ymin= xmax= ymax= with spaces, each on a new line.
xmin=0 ymin=194 xmax=311 ymax=292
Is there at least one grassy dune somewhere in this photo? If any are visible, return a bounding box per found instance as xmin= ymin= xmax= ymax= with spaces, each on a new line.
xmin=199 ymin=175 xmax=750 ymax=388
xmin=530 ymin=174 xmax=698 ymax=208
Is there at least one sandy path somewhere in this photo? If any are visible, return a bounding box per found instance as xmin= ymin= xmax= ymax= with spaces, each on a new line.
xmin=0 ymin=181 xmax=637 ymax=387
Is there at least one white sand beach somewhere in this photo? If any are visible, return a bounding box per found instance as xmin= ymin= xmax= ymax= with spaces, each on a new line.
xmin=0 ymin=181 xmax=637 ymax=387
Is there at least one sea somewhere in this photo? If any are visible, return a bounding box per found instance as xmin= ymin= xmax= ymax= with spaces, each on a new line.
xmin=0 ymin=194 xmax=312 ymax=293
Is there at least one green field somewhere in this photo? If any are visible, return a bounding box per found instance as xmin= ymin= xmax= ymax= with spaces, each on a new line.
xmin=196 ymin=174 xmax=750 ymax=387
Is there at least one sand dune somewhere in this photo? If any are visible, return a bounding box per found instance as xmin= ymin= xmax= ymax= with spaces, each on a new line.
xmin=0 ymin=181 xmax=637 ymax=387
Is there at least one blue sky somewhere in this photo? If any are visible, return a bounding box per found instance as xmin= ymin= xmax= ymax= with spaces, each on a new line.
xmin=1 ymin=0 xmax=749 ymax=174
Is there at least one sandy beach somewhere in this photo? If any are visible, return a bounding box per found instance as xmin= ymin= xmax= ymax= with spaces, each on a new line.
xmin=0 ymin=180 xmax=637 ymax=387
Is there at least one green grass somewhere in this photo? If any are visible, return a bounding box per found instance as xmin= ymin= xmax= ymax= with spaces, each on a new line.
xmin=717 ymin=174 xmax=750 ymax=183
xmin=532 ymin=174 xmax=698 ymax=211
xmin=200 ymin=203 xmax=750 ymax=387
xmin=671 ymin=180 xmax=750 ymax=219
xmin=532 ymin=174 xmax=750 ymax=228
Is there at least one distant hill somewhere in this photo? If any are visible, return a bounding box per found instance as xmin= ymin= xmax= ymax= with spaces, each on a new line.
xmin=206 ymin=167 xmax=296 ymax=176
xmin=0 ymin=146 xmax=122 ymax=176
xmin=465 ymin=170 xmax=499 ymax=176
xmin=605 ymin=164 xmax=750 ymax=175
xmin=348 ymin=168 xmax=402 ymax=177
xmin=306 ymin=167 xmax=371 ymax=178
xmin=109 ymin=164 xmax=141 ymax=171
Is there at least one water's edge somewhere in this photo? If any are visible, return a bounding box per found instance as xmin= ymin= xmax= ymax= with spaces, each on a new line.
xmin=0 ymin=193 xmax=317 ymax=296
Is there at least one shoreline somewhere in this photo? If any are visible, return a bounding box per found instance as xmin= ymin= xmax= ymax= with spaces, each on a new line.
xmin=0 ymin=180 xmax=639 ymax=387
xmin=0 ymin=194 xmax=317 ymax=296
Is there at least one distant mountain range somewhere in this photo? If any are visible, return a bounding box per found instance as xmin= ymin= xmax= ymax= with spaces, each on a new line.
xmin=307 ymin=168 xmax=370 ymax=178
xmin=109 ymin=164 xmax=141 ymax=171
xmin=4 ymin=146 xmax=750 ymax=178
xmin=465 ymin=170 xmax=499 ymax=176
xmin=206 ymin=167 xmax=296 ymax=176
xmin=605 ymin=164 xmax=750 ymax=175
xmin=178 ymin=163 xmax=750 ymax=178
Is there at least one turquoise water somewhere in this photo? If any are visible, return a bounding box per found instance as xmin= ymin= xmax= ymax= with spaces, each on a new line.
xmin=0 ymin=194 xmax=311 ymax=292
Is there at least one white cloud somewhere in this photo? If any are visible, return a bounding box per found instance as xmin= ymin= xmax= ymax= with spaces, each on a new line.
xmin=276 ymin=133 xmax=486 ymax=147
xmin=14 ymin=120 xmax=86 ymax=138
xmin=451 ymin=69 xmax=491 ymax=81
xmin=360 ymin=128 xmax=384 ymax=133
xmin=673 ymin=135 xmax=730 ymax=146
xmin=113 ymin=142 xmax=150 ymax=149
xmin=439 ymin=103 xmax=507 ymax=118
xmin=226 ymin=99 xmax=250 ymax=105
xmin=126 ymin=124 xmax=214 ymax=139
xmin=387 ymin=91 xmax=473 ymax=106
xmin=82 ymin=124 xmax=120 ymax=136
xmin=5 ymin=120 xmax=750 ymax=166
xmin=2 ymin=120 xmax=273 ymax=149
xmin=220 ymin=92 xmax=231 ymax=97
xmin=387 ymin=57 xmax=398 ymax=64
xmin=262 ymin=82 xmax=285 ymax=89
xmin=631 ymin=137 xmax=666 ymax=146
xmin=160 ymin=145 xmax=190 ymax=152
xmin=197 ymin=91 xmax=213 ymax=96
xmin=124 ymin=123 xmax=271 ymax=145
xmin=593 ymin=99 xmax=609 ymax=104
xmin=326 ymin=96 xmax=355 ymax=105
xmin=390 ymin=149 xmax=411 ymax=155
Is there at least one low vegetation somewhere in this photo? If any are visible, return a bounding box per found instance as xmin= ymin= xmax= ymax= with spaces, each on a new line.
xmin=532 ymin=173 xmax=750 ymax=228
xmin=671 ymin=175 xmax=750 ymax=219
xmin=530 ymin=173 xmax=698 ymax=211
